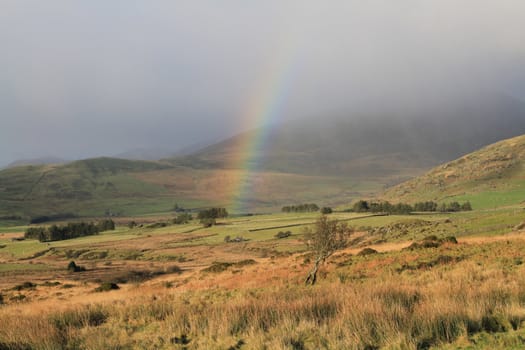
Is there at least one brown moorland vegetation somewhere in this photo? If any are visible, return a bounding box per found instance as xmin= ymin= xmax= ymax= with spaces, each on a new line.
xmin=2 ymin=226 xmax=525 ymax=349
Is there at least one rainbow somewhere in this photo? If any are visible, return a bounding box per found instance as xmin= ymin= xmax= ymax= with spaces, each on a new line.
xmin=228 ymin=35 xmax=300 ymax=214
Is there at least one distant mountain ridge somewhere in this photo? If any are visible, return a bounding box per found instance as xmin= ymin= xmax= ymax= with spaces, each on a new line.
xmin=175 ymin=92 xmax=525 ymax=179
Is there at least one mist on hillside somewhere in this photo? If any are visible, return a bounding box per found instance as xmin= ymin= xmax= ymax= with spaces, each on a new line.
xmin=1 ymin=1 xmax=525 ymax=166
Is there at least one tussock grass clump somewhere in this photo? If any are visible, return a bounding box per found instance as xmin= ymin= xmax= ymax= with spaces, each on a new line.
xmin=203 ymin=262 xmax=233 ymax=273
xmin=357 ymin=248 xmax=378 ymax=256
xmin=12 ymin=282 xmax=36 ymax=291
xmin=111 ymin=265 xmax=182 ymax=283
xmin=234 ymin=259 xmax=257 ymax=267
xmin=94 ymin=282 xmax=119 ymax=292
xmin=50 ymin=305 xmax=109 ymax=330
xmin=203 ymin=260 xmax=257 ymax=273
xmin=41 ymin=281 xmax=61 ymax=287
xmin=405 ymin=235 xmax=458 ymax=250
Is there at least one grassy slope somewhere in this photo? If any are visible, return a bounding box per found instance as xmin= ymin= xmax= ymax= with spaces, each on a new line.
xmin=383 ymin=134 xmax=525 ymax=208
xmin=0 ymin=157 xmax=380 ymax=218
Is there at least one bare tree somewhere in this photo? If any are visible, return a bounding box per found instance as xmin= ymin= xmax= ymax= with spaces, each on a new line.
xmin=304 ymin=215 xmax=354 ymax=285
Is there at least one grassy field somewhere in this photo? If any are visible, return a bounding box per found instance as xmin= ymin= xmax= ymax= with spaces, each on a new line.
xmin=1 ymin=205 xmax=525 ymax=349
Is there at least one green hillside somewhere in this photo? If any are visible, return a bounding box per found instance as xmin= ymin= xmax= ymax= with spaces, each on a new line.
xmin=383 ymin=134 xmax=525 ymax=209
xmin=0 ymin=158 xmax=176 ymax=218
xmin=0 ymin=157 xmax=374 ymax=219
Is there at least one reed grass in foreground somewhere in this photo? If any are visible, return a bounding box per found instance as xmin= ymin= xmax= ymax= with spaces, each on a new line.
xmin=2 ymin=252 xmax=525 ymax=350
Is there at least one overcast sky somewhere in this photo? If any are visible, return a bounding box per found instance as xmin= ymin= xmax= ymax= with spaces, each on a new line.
xmin=1 ymin=1 xmax=524 ymax=166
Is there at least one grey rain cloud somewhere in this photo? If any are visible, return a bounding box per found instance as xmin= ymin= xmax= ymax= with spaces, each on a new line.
xmin=1 ymin=0 xmax=524 ymax=166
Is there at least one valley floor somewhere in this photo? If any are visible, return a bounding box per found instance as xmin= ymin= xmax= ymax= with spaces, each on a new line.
xmin=1 ymin=209 xmax=525 ymax=349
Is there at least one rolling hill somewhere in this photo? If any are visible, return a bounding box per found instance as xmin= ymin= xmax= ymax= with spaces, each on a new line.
xmin=0 ymin=157 xmax=365 ymax=218
xmin=383 ymin=133 xmax=525 ymax=209
xmin=2 ymin=92 xmax=525 ymax=218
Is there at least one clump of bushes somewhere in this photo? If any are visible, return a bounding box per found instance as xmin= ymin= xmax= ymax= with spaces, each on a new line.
xmin=405 ymin=235 xmax=458 ymax=250
xmin=67 ymin=261 xmax=86 ymax=272
xmin=275 ymin=231 xmax=292 ymax=239
xmin=198 ymin=208 xmax=228 ymax=227
xmin=203 ymin=259 xmax=257 ymax=273
xmin=173 ymin=213 xmax=192 ymax=224
xmin=321 ymin=207 xmax=333 ymax=214
xmin=224 ymin=236 xmax=248 ymax=243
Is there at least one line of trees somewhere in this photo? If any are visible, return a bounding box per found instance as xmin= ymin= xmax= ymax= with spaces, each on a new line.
xmin=25 ymin=219 xmax=115 ymax=242
xmin=282 ymin=203 xmax=320 ymax=213
xmin=352 ymin=200 xmax=472 ymax=214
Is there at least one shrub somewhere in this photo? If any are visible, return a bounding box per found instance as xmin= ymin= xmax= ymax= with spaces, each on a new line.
xmin=67 ymin=261 xmax=85 ymax=272
xmin=94 ymin=282 xmax=120 ymax=292
xmin=200 ymin=218 xmax=216 ymax=228
xmin=198 ymin=208 xmax=228 ymax=226
xmin=321 ymin=207 xmax=333 ymax=214
xmin=173 ymin=213 xmax=192 ymax=224
xmin=275 ymin=231 xmax=292 ymax=239
xmin=226 ymin=236 xmax=248 ymax=243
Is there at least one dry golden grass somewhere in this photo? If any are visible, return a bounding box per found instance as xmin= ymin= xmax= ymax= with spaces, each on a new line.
xmin=2 ymin=235 xmax=525 ymax=349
